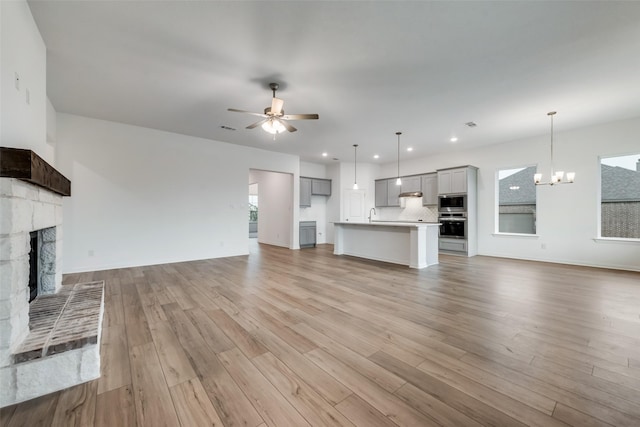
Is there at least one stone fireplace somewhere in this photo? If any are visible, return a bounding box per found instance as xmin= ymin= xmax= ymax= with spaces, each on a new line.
xmin=1 ymin=148 xmax=103 ymax=407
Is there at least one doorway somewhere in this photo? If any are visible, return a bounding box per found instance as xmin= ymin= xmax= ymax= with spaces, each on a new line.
xmin=249 ymin=183 xmax=258 ymax=238
xmin=248 ymin=169 xmax=294 ymax=248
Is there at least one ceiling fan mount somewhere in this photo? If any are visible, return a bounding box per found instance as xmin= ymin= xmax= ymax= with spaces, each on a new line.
xmin=228 ymin=83 xmax=318 ymax=135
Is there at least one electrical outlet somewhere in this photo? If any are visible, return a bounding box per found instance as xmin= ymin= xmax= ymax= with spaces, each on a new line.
xmin=541 ymin=243 xmax=547 ymax=250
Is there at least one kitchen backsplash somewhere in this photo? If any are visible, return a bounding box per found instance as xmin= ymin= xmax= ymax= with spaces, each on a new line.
xmin=376 ymin=198 xmax=439 ymax=222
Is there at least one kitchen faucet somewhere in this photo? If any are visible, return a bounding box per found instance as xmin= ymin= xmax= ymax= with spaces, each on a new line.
xmin=368 ymin=207 xmax=376 ymax=222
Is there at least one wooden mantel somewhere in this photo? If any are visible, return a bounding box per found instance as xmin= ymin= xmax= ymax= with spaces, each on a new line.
xmin=0 ymin=147 xmax=71 ymax=196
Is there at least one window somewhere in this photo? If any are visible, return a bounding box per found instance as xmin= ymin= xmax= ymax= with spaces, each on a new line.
xmin=600 ymin=154 xmax=640 ymax=239
xmin=497 ymin=166 xmax=537 ymax=234
xmin=248 ymin=194 xmax=258 ymax=222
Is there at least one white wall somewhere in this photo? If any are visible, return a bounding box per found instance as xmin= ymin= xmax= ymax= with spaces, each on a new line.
xmin=46 ymin=97 xmax=56 ymax=143
xmin=250 ymin=170 xmax=293 ymax=248
xmin=377 ymin=116 xmax=640 ymax=271
xmin=1 ymin=0 xmax=54 ymax=164
xmin=322 ymin=162 xmax=380 ymax=244
xmin=338 ymin=161 xmax=380 ymax=222
xmin=56 ymin=113 xmax=300 ymax=273
xmin=325 ymin=163 xmax=341 ymax=244
xmin=300 ymin=161 xmax=327 ymax=179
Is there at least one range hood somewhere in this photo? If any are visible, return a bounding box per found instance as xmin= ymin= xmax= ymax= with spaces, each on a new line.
xmin=398 ymin=191 xmax=423 ymax=198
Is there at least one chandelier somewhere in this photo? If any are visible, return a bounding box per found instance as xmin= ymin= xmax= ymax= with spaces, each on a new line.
xmin=534 ymin=112 xmax=575 ymax=186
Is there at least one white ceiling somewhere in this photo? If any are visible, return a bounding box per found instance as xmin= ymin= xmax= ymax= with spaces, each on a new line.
xmin=28 ymin=1 xmax=640 ymax=164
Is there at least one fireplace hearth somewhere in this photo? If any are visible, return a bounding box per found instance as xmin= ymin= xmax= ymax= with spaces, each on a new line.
xmin=0 ymin=149 xmax=101 ymax=408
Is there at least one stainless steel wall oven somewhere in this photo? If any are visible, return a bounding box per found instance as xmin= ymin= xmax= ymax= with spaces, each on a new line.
xmin=438 ymin=212 xmax=467 ymax=239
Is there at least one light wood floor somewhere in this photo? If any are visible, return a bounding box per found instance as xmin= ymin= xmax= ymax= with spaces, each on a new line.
xmin=3 ymin=242 xmax=640 ymax=426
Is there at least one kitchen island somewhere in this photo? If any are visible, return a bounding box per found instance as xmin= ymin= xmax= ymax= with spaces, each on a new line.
xmin=333 ymin=221 xmax=440 ymax=269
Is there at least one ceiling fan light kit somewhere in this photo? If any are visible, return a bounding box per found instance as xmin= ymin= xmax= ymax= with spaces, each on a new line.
xmin=228 ymin=83 xmax=319 ymax=139
xmin=261 ymin=118 xmax=286 ymax=135
xmin=534 ymin=111 xmax=575 ymax=186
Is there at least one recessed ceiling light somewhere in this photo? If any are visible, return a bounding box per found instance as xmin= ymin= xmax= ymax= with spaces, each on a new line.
xmin=407 ymin=147 xmax=413 ymax=152
xmin=373 ymin=154 xmax=380 ymax=159
xmin=450 ymin=137 xmax=458 ymax=143
xmin=322 ymin=152 xmax=328 ymax=157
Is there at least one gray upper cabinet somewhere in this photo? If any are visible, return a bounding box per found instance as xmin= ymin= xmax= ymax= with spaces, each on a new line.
xmin=300 ymin=177 xmax=312 ymax=207
xmin=401 ymin=175 xmax=422 ymax=193
xmin=375 ymin=178 xmax=401 ymax=207
xmin=387 ymin=179 xmax=401 ymax=206
xmin=375 ymin=179 xmax=388 ymax=207
xmin=311 ymin=178 xmax=331 ymax=196
xmin=421 ymin=173 xmax=438 ymax=205
xmin=438 ymin=168 xmax=467 ymax=194
xmin=300 ymin=177 xmax=331 ymax=207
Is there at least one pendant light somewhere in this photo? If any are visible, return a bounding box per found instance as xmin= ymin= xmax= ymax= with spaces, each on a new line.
xmin=534 ymin=112 xmax=575 ymax=186
xmin=395 ymin=132 xmax=402 ymax=186
xmin=352 ymin=144 xmax=359 ymax=190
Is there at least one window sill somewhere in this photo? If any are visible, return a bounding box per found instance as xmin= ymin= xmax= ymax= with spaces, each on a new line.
xmin=593 ymin=237 xmax=640 ymax=245
xmin=492 ymin=233 xmax=539 ymax=238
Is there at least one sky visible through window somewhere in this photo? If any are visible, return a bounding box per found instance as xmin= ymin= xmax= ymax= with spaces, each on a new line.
xmin=601 ymin=154 xmax=639 ymax=170
xmin=498 ymin=167 xmax=526 ymax=179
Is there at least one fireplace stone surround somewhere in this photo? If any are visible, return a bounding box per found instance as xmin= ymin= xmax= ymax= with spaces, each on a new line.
xmin=1 ymin=149 xmax=103 ymax=407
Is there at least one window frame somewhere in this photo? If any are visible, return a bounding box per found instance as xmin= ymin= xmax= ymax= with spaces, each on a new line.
xmin=597 ymin=152 xmax=640 ymax=242
xmin=494 ymin=164 xmax=539 ymax=236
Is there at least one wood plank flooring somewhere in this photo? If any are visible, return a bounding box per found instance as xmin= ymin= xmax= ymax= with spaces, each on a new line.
xmin=2 ymin=242 xmax=640 ymax=426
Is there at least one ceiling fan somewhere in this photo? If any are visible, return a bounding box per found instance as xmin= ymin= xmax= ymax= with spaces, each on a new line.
xmin=228 ymin=83 xmax=319 ymax=135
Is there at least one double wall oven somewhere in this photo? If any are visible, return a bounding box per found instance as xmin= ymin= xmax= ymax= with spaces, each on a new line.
xmin=438 ymin=195 xmax=467 ymax=240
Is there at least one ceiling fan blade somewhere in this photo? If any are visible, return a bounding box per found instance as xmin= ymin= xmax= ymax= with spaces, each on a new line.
xmin=281 ymin=114 xmax=319 ymax=120
xmin=246 ymin=118 xmax=269 ymax=129
xmin=279 ymin=119 xmax=297 ymax=133
xmin=228 ymin=108 xmax=268 ymax=118
xmin=271 ymin=97 xmax=284 ymax=115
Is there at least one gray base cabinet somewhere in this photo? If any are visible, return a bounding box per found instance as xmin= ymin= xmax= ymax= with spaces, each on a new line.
xmin=439 ymin=238 xmax=467 ymax=253
xmin=299 ymin=221 xmax=316 ymax=248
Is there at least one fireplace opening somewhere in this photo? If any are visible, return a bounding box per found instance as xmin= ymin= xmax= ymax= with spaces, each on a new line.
xmin=29 ymin=231 xmax=39 ymax=302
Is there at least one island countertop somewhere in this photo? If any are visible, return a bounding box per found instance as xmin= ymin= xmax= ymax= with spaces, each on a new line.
xmin=332 ymin=221 xmax=440 ymax=227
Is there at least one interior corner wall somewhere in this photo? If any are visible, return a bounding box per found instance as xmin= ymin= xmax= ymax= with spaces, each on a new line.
xmin=55 ymin=113 xmax=300 ymax=273
xmin=1 ymin=0 xmax=53 ymax=164
xmin=251 ymin=170 xmax=294 ymax=249
xmin=378 ymin=116 xmax=640 ymax=271
xmin=324 ymin=163 xmax=341 ymax=244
